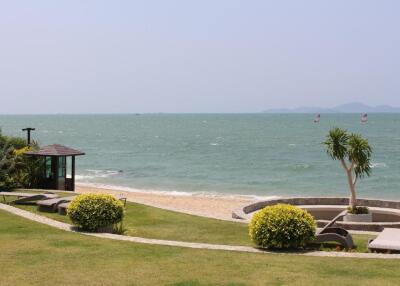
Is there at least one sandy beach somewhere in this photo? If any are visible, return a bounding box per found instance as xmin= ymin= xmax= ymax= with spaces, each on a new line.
xmin=76 ymin=184 xmax=256 ymax=221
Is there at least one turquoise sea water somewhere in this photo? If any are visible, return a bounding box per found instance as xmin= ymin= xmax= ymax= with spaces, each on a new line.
xmin=1 ymin=114 xmax=399 ymax=199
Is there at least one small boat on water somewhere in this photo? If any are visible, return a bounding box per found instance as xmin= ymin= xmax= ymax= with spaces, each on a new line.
xmin=314 ymin=113 xmax=321 ymax=123
xmin=361 ymin=113 xmax=368 ymax=123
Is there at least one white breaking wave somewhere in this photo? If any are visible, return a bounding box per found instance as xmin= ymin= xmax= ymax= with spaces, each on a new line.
xmin=76 ymin=182 xmax=281 ymax=201
xmin=75 ymin=169 xmax=120 ymax=180
xmin=370 ymin=162 xmax=387 ymax=168
xmin=293 ymin=164 xmax=310 ymax=169
xmin=75 ymin=175 xmax=97 ymax=180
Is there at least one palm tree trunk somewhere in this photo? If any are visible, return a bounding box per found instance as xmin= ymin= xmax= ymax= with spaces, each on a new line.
xmin=341 ymin=159 xmax=357 ymax=209
xmin=346 ymin=170 xmax=357 ymax=209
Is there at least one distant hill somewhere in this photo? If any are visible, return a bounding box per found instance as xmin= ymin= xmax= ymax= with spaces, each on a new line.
xmin=264 ymin=102 xmax=400 ymax=113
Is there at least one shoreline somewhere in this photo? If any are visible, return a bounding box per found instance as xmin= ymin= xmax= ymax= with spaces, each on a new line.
xmin=76 ymin=182 xmax=278 ymax=200
xmin=76 ymin=184 xmax=260 ymax=221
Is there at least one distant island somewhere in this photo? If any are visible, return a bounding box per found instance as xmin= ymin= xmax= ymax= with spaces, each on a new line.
xmin=263 ymin=102 xmax=400 ymax=113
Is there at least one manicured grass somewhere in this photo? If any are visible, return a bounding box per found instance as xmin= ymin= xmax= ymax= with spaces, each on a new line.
xmin=1 ymin=191 xmax=375 ymax=251
xmin=123 ymin=202 xmax=252 ymax=245
xmin=0 ymin=210 xmax=399 ymax=286
xmin=11 ymin=200 xmax=252 ymax=246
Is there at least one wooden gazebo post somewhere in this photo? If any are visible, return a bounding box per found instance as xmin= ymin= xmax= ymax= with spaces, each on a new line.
xmin=71 ymin=156 xmax=76 ymax=191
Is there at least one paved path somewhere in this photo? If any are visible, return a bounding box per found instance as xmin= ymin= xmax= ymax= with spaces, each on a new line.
xmin=0 ymin=203 xmax=398 ymax=259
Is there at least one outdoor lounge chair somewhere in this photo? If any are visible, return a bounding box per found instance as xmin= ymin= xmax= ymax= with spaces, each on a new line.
xmin=0 ymin=192 xmax=58 ymax=205
xmin=368 ymin=228 xmax=400 ymax=253
xmin=117 ymin=194 xmax=127 ymax=207
xmin=57 ymin=202 xmax=69 ymax=215
xmin=37 ymin=196 xmax=76 ymax=212
xmin=314 ymin=210 xmax=354 ymax=249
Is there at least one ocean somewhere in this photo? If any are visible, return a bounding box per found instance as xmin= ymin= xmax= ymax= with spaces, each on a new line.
xmin=1 ymin=114 xmax=399 ymax=199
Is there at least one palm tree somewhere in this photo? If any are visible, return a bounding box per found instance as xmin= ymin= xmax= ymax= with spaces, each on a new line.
xmin=324 ymin=128 xmax=372 ymax=210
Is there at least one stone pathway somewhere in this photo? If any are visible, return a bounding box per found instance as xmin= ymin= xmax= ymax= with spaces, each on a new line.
xmin=0 ymin=203 xmax=399 ymax=259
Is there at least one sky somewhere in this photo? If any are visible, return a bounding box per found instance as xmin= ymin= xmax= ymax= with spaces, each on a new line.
xmin=0 ymin=0 xmax=399 ymax=114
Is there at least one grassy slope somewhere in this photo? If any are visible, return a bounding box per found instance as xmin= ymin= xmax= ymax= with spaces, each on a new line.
xmin=2 ymin=190 xmax=374 ymax=251
xmin=12 ymin=200 xmax=251 ymax=246
xmin=0 ymin=209 xmax=399 ymax=286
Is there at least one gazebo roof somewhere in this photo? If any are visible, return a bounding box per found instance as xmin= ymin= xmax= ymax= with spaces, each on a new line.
xmin=25 ymin=144 xmax=85 ymax=157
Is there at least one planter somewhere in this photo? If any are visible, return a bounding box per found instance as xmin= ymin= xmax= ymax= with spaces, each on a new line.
xmin=343 ymin=213 xmax=373 ymax=223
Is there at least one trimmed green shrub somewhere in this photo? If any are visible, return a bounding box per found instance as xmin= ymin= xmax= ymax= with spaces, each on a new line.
xmin=67 ymin=194 xmax=124 ymax=232
xmin=249 ymin=204 xmax=316 ymax=249
xmin=347 ymin=206 xmax=369 ymax=214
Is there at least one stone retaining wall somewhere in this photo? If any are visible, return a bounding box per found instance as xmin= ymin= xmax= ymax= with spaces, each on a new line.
xmin=233 ymin=197 xmax=400 ymax=232
xmin=242 ymin=197 xmax=400 ymax=214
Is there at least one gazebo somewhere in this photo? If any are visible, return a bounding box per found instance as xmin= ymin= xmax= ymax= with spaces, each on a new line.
xmin=25 ymin=144 xmax=85 ymax=191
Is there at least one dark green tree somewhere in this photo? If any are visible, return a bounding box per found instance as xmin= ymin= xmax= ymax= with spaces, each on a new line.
xmin=0 ymin=145 xmax=19 ymax=190
xmin=0 ymin=129 xmax=42 ymax=190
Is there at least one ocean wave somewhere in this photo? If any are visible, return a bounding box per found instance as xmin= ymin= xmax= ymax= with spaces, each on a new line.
xmin=76 ymin=182 xmax=280 ymax=201
xmin=289 ymin=163 xmax=311 ymax=170
xmin=75 ymin=175 xmax=97 ymax=180
xmin=76 ymin=169 xmax=121 ymax=180
xmin=370 ymin=162 xmax=387 ymax=168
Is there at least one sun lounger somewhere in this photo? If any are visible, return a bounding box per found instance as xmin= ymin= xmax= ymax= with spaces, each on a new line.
xmin=0 ymin=192 xmax=58 ymax=205
xmin=117 ymin=194 xmax=127 ymax=207
xmin=314 ymin=210 xmax=354 ymax=249
xmin=57 ymin=202 xmax=70 ymax=215
xmin=368 ymin=228 xmax=400 ymax=253
xmin=37 ymin=196 xmax=76 ymax=212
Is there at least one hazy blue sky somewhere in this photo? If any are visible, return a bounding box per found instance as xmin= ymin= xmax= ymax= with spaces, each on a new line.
xmin=1 ymin=1 xmax=399 ymax=114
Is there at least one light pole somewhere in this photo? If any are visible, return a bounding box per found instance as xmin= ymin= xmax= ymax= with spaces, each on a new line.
xmin=22 ymin=127 xmax=35 ymax=146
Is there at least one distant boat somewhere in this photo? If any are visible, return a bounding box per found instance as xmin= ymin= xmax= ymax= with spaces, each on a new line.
xmin=314 ymin=113 xmax=321 ymax=123
xmin=361 ymin=113 xmax=368 ymax=123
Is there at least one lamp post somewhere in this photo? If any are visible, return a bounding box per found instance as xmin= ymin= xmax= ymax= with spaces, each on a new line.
xmin=22 ymin=127 xmax=35 ymax=146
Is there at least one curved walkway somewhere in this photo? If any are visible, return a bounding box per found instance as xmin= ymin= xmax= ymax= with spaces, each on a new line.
xmin=0 ymin=203 xmax=399 ymax=259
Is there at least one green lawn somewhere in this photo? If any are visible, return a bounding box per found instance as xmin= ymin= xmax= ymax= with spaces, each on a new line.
xmin=9 ymin=199 xmax=251 ymax=246
xmin=1 ymin=191 xmax=375 ymax=252
xmin=0 ymin=209 xmax=399 ymax=286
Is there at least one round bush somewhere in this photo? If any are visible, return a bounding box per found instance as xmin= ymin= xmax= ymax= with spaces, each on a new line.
xmin=67 ymin=194 xmax=124 ymax=231
xmin=249 ymin=204 xmax=316 ymax=249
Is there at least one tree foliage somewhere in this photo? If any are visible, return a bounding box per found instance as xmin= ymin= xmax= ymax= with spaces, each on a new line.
xmin=0 ymin=128 xmax=42 ymax=190
xmin=347 ymin=134 xmax=372 ymax=178
xmin=323 ymin=128 xmax=372 ymax=209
